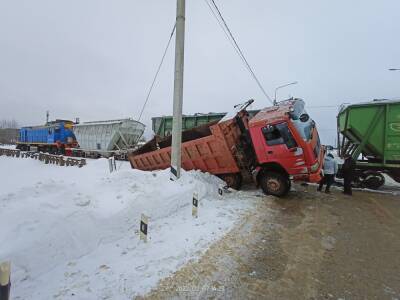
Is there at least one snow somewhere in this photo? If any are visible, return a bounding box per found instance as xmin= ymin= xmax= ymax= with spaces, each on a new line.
xmin=0 ymin=156 xmax=255 ymax=299
xmin=0 ymin=144 xmax=16 ymax=149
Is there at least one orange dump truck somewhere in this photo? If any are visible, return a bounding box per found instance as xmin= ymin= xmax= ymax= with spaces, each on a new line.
xmin=129 ymin=99 xmax=323 ymax=196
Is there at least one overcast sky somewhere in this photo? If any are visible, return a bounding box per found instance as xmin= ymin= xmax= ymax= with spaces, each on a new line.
xmin=0 ymin=0 xmax=399 ymax=144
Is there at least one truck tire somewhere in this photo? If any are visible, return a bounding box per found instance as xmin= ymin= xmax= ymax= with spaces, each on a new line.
xmin=260 ymin=171 xmax=290 ymax=197
xmin=220 ymin=173 xmax=242 ymax=190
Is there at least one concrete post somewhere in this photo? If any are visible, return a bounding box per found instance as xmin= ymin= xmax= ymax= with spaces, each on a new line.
xmin=170 ymin=0 xmax=186 ymax=181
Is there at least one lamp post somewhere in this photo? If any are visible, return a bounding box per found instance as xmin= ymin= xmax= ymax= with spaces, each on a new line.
xmin=274 ymin=81 xmax=298 ymax=105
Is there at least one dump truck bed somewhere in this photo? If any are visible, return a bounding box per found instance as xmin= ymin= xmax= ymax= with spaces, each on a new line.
xmin=129 ymin=112 xmax=249 ymax=176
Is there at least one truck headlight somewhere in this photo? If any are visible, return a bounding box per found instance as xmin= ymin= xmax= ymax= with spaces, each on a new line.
xmin=310 ymin=161 xmax=319 ymax=172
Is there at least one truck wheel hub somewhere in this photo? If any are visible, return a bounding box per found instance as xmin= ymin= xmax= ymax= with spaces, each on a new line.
xmin=267 ymin=179 xmax=280 ymax=191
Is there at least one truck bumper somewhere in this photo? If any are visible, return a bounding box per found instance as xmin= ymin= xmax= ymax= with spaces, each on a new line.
xmin=309 ymin=171 xmax=323 ymax=183
xmin=292 ymin=171 xmax=322 ymax=183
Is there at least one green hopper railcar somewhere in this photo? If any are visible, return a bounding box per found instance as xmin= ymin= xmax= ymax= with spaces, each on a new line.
xmin=337 ymin=98 xmax=400 ymax=189
xmin=152 ymin=110 xmax=260 ymax=138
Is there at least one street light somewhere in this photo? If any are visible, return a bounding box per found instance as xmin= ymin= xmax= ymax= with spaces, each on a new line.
xmin=389 ymin=68 xmax=400 ymax=71
xmin=274 ymin=81 xmax=298 ymax=105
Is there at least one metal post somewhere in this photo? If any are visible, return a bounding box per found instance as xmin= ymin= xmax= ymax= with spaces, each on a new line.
xmin=170 ymin=0 xmax=186 ymax=180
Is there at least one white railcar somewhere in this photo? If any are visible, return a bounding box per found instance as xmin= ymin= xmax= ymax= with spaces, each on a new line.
xmin=73 ymin=118 xmax=145 ymax=158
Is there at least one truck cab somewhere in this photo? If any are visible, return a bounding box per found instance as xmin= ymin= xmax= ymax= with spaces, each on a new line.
xmin=248 ymin=99 xmax=323 ymax=196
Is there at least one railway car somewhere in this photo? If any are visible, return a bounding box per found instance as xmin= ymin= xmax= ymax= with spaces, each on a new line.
xmin=152 ymin=110 xmax=260 ymax=138
xmin=16 ymin=120 xmax=77 ymax=154
xmin=70 ymin=118 xmax=145 ymax=159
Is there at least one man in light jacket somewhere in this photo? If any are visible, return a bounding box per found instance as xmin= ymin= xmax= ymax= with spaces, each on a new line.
xmin=318 ymin=153 xmax=338 ymax=194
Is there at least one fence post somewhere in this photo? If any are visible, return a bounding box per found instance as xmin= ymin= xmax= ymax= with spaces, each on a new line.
xmin=0 ymin=261 xmax=11 ymax=300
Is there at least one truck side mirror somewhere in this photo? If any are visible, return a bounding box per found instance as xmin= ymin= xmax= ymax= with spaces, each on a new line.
xmin=299 ymin=114 xmax=310 ymax=122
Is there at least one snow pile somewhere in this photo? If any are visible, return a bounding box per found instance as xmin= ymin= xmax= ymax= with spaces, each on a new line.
xmin=0 ymin=157 xmax=255 ymax=299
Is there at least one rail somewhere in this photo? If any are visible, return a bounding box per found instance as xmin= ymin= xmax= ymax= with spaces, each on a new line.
xmin=0 ymin=148 xmax=86 ymax=168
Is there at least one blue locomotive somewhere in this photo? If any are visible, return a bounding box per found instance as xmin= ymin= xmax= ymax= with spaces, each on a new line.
xmin=16 ymin=120 xmax=77 ymax=154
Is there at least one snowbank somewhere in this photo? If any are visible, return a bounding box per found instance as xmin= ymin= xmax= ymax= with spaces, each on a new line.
xmin=0 ymin=156 xmax=255 ymax=299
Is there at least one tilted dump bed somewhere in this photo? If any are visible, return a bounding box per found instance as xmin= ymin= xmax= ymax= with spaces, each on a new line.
xmin=129 ymin=110 xmax=250 ymax=177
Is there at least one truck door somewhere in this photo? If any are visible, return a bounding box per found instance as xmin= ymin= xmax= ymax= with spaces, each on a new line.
xmin=261 ymin=122 xmax=306 ymax=174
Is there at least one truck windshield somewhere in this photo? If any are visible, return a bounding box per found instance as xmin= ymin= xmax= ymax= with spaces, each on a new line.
xmin=292 ymin=119 xmax=314 ymax=141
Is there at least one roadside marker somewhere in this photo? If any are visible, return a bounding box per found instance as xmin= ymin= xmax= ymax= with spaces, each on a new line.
xmin=140 ymin=214 xmax=148 ymax=243
xmin=192 ymin=192 xmax=198 ymax=218
xmin=218 ymin=184 xmax=224 ymax=197
xmin=108 ymin=157 xmax=114 ymax=173
xmin=0 ymin=261 xmax=11 ymax=300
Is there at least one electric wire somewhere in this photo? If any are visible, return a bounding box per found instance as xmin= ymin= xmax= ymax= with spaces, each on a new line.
xmin=138 ymin=23 xmax=176 ymax=121
xmin=204 ymin=0 xmax=273 ymax=103
xmin=307 ymin=105 xmax=340 ymax=108
xmin=202 ymin=0 xmax=251 ymax=74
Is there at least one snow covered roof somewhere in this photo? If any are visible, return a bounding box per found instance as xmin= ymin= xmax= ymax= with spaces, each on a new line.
xmin=74 ymin=118 xmax=145 ymax=127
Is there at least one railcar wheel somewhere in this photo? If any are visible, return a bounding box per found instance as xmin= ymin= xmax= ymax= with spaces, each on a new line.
xmin=260 ymin=171 xmax=290 ymax=197
xmin=362 ymin=172 xmax=385 ymax=190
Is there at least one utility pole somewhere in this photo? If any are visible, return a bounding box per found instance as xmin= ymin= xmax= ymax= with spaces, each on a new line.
xmin=170 ymin=0 xmax=186 ymax=180
xmin=46 ymin=111 xmax=49 ymax=124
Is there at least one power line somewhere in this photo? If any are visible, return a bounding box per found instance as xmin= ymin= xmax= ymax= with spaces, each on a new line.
xmin=307 ymin=105 xmax=340 ymax=108
xmin=203 ymin=0 xmax=246 ymax=69
xmin=204 ymin=0 xmax=273 ymax=104
xmin=138 ymin=23 xmax=176 ymax=121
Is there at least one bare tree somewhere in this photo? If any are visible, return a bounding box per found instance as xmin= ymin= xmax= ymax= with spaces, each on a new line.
xmin=0 ymin=119 xmax=19 ymax=129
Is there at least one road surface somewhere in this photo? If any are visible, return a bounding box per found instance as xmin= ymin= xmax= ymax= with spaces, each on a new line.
xmin=141 ymin=185 xmax=400 ymax=299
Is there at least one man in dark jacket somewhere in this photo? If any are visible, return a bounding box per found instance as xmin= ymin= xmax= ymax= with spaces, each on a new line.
xmin=342 ymin=154 xmax=356 ymax=195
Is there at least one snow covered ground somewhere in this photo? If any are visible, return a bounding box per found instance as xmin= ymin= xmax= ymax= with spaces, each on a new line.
xmin=0 ymin=144 xmax=16 ymax=149
xmin=0 ymin=156 xmax=256 ymax=299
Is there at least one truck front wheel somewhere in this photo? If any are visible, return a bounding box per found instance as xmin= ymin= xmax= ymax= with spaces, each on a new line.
xmin=260 ymin=171 xmax=290 ymax=197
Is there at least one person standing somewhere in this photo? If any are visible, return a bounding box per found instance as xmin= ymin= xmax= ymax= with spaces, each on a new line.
xmin=318 ymin=153 xmax=338 ymax=193
xmin=342 ymin=154 xmax=356 ymax=195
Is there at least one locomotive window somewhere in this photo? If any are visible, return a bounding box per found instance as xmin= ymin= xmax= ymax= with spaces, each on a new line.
xmin=262 ymin=123 xmax=298 ymax=149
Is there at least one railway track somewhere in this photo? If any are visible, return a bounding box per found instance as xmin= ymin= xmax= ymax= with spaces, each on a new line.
xmin=0 ymin=147 xmax=86 ymax=168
